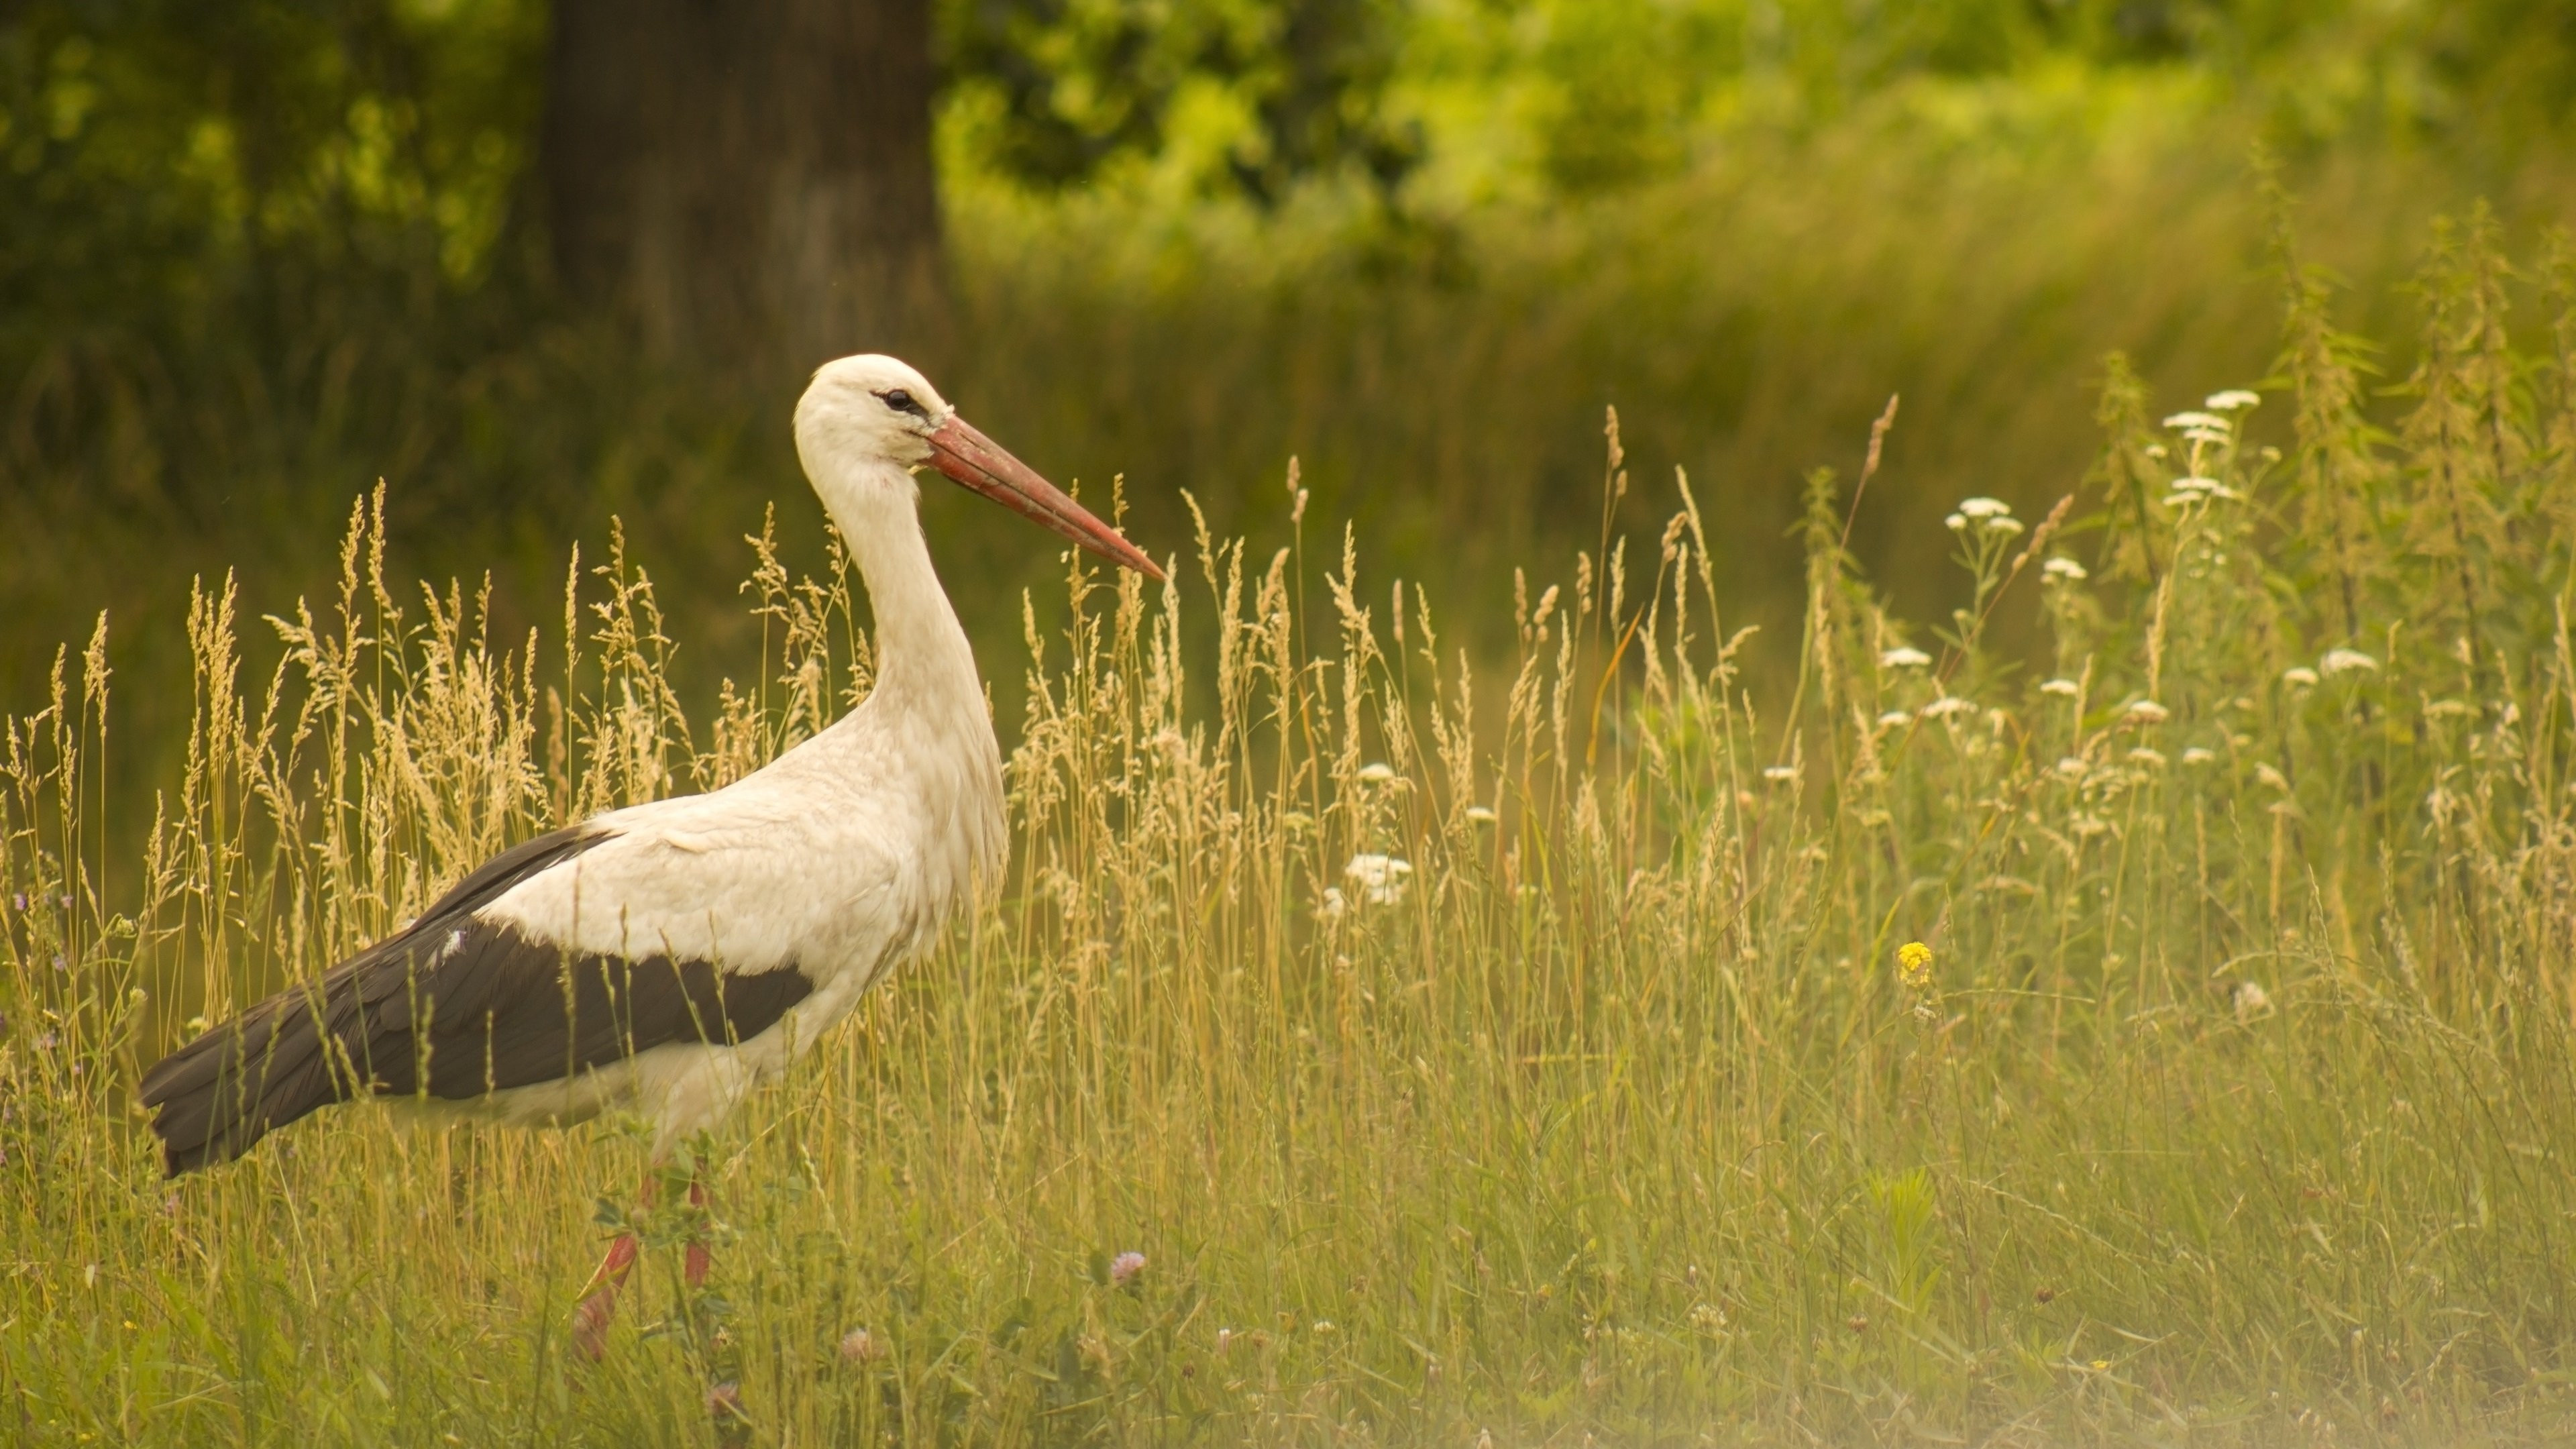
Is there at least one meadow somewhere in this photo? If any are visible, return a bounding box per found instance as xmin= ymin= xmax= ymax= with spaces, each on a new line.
xmin=9 ymin=210 xmax=2576 ymax=1446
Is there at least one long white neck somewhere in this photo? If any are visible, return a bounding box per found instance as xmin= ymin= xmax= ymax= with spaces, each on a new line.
xmin=815 ymin=458 xmax=985 ymax=723
xmin=791 ymin=441 xmax=1009 ymax=912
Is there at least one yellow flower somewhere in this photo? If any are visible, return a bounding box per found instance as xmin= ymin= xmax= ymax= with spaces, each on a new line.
xmin=1896 ymin=941 xmax=1934 ymax=991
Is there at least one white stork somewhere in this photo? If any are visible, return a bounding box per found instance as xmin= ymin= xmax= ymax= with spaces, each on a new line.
xmin=138 ymin=355 xmax=1161 ymax=1354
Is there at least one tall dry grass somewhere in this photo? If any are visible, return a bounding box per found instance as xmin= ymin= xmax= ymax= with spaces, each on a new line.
xmin=8 ymin=215 xmax=2576 ymax=1446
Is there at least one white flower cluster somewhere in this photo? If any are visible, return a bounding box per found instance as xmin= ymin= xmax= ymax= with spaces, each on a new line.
xmin=2282 ymin=649 xmax=2377 ymax=688
xmin=1946 ymin=496 xmax=2023 ymax=537
xmin=2163 ymin=475 xmax=2242 ymax=507
xmin=1324 ymin=853 xmax=1413 ymax=916
xmin=2162 ymin=410 xmax=2233 ymax=447
xmin=1344 ymin=853 xmax=1412 ymax=904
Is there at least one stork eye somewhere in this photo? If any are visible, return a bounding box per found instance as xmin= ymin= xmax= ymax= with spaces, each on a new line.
xmin=880 ymin=388 xmax=925 ymax=418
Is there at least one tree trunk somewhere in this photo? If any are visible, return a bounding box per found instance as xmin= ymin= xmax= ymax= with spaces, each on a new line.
xmin=542 ymin=0 xmax=943 ymax=373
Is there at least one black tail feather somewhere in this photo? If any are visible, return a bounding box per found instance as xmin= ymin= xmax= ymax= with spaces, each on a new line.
xmin=138 ymin=983 xmax=359 ymax=1175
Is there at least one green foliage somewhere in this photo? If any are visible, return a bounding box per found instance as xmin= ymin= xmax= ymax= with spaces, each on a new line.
xmin=0 ymin=0 xmax=549 ymax=557
xmin=938 ymin=0 xmax=1419 ymax=199
xmin=0 ymin=0 xmax=540 ymax=328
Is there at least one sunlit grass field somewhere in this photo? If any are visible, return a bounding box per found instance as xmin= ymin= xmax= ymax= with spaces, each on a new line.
xmin=10 ymin=217 xmax=2576 ymax=1446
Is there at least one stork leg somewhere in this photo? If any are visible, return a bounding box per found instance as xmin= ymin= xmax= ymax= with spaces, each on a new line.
xmin=684 ymin=1175 xmax=713 ymax=1288
xmin=571 ymin=1174 xmax=658 ymax=1361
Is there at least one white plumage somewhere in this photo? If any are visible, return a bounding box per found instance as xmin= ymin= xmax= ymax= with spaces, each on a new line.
xmin=425 ymin=702 xmax=1004 ymax=1151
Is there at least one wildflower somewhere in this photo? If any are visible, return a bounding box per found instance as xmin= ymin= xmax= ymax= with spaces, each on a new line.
xmin=1111 ymin=1251 xmax=1147 ymax=1288
xmin=184 ymin=1016 xmax=209 ymax=1035
xmin=2122 ymin=699 xmax=2169 ymax=724
xmin=1879 ymin=645 xmax=1931 ymax=669
xmin=2128 ymin=747 xmax=2166 ymax=767
xmin=1943 ymin=513 xmax=1967 ymax=532
xmin=2206 ymin=389 xmax=2261 ymax=411
xmin=1356 ymin=762 xmax=1396 ymax=784
xmin=1312 ymin=1320 xmax=1336 ymax=1334
xmin=2143 ymin=443 xmax=2168 ymax=460
xmin=7 ymin=894 xmax=21 ymax=912
xmin=2041 ymin=557 xmax=2088 ymax=582
xmin=1986 ymin=517 xmax=2025 ymax=536
xmin=706 ymin=1382 xmax=745 ymax=1420
xmin=2233 ymin=980 xmax=2272 ymax=1022
xmin=2039 ymin=678 xmax=2079 ymax=697
xmin=2162 ymin=411 xmax=2229 ymax=432
xmin=2318 ymin=648 xmax=2378 ymax=676
xmin=839 ymin=1328 xmax=888 ymax=1364
xmin=2181 ymin=747 xmax=2215 ymax=765
xmin=1877 ymin=710 xmax=1913 ymax=728
xmin=2167 ymin=478 xmax=2241 ymax=506
xmin=2255 ymin=763 xmax=2290 ymax=792
xmin=1920 ymin=696 xmax=1975 ymax=718
xmin=2090 ymin=1359 xmax=2111 ymax=1372
xmin=1688 ymin=1302 xmax=1729 ymax=1334
xmin=1896 ymin=941 xmax=1934 ymax=991
xmin=1762 ymin=764 xmax=1798 ymax=782
xmin=1342 ymin=854 xmax=1412 ymax=906
xmin=2055 ymin=756 xmax=2086 ymax=777
xmin=1958 ymin=497 xmax=2012 ymax=519
xmin=1318 ymin=888 xmax=1348 ymax=920
xmin=2282 ymin=666 xmax=2319 ymax=688
xmin=1216 ymin=1328 xmax=1236 ymax=1354
xmin=1464 ymin=805 xmax=1498 ymax=824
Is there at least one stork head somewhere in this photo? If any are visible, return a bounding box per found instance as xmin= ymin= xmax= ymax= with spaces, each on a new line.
xmin=795 ymin=354 xmax=1163 ymax=581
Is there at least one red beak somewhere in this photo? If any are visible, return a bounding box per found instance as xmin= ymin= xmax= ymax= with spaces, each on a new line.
xmin=926 ymin=416 xmax=1164 ymax=582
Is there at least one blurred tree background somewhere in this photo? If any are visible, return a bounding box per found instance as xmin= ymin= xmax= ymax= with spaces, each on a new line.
xmin=3 ymin=0 xmax=2574 ymax=771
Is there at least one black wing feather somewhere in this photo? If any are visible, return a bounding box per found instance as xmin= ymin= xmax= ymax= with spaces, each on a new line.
xmin=138 ymin=824 xmax=814 ymax=1175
